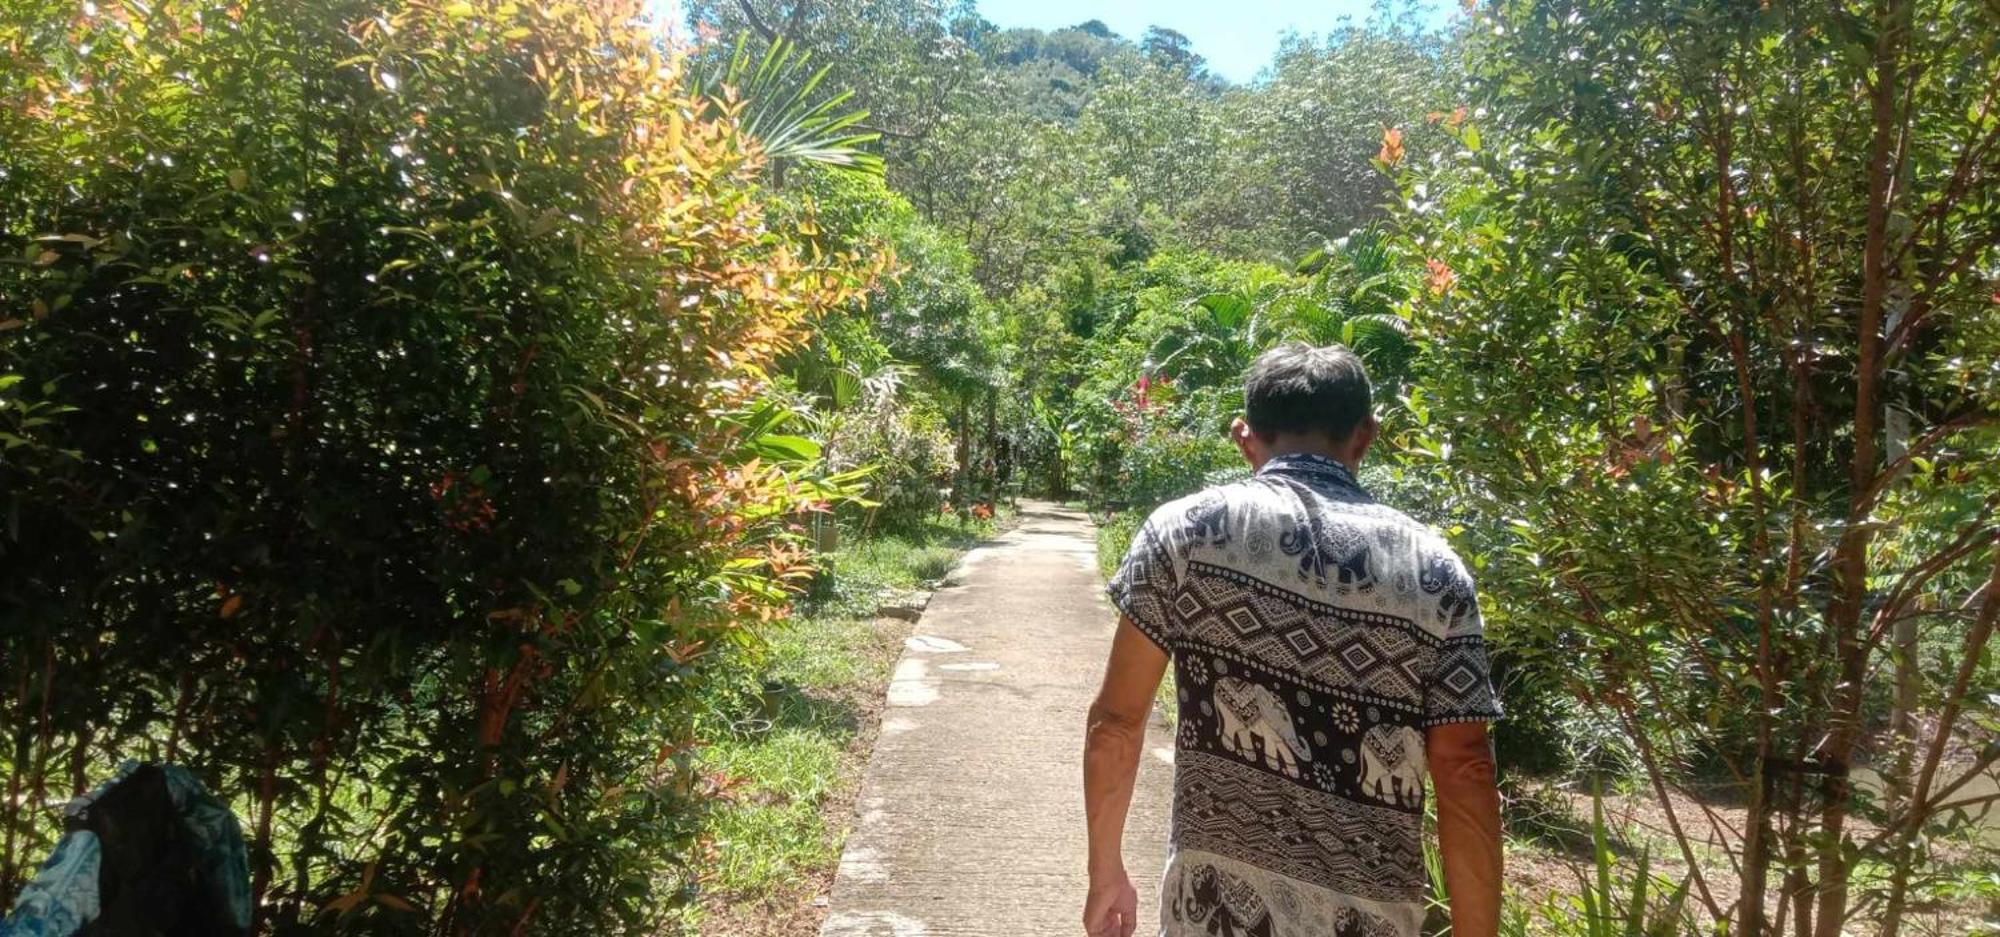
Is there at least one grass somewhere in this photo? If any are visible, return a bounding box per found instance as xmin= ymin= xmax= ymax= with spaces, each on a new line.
xmin=672 ymin=510 xmax=1008 ymax=937
xmin=695 ymin=615 xmax=882 ymax=897
xmin=1094 ymin=509 xmax=1143 ymax=581
xmin=836 ymin=538 xmax=961 ymax=593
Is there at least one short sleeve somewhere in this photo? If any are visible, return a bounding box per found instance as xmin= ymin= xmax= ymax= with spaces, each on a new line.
xmin=1423 ymin=557 xmax=1503 ymax=726
xmin=1106 ymin=518 xmax=1179 ymax=652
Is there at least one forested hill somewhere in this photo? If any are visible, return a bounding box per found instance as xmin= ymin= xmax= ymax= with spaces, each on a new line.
xmin=692 ymin=0 xmax=1451 ymax=281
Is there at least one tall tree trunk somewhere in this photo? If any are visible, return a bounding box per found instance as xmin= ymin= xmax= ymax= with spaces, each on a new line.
xmin=983 ymin=385 xmax=998 ymax=501
xmin=1874 ymin=117 xmax=1922 ymax=937
xmin=955 ymin=392 xmax=970 ymax=514
xmin=1715 ymin=97 xmax=1777 ymax=931
xmin=1878 ymin=601 xmax=1922 ymax=937
xmin=1812 ymin=4 xmax=1910 ymax=935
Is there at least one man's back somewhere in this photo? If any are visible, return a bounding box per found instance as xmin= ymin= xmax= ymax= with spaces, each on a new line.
xmin=1107 ymin=452 xmax=1500 ymax=937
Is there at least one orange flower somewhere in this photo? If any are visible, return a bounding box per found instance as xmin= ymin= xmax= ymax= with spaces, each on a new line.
xmin=1377 ymin=127 xmax=1405 ymax=166
xmin=1425 ymin=258 xmax=1457 ymax=296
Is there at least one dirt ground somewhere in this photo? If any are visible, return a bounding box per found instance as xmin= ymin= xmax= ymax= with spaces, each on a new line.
xmin=1503 ymin=778 xmax=1995 ymax=937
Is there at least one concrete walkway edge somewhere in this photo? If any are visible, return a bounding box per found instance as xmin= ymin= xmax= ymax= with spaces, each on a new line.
xmin=819 ymin=502 xmax=1176 ymax=937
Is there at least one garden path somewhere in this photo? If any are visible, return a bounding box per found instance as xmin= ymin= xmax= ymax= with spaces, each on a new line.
xmin=818 ymin=501 xmax=1175 ymax=937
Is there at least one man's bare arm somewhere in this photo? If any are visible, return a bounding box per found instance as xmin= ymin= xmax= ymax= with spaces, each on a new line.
xmin=1081 ymin=616 xmax=1169 ymax=937
xmin=1428 ymin=720 xmax=1502 ymax=937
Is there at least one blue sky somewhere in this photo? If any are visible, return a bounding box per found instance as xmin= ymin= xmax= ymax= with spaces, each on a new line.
xmin=976 ymin=0 xmax=1445 ymax=83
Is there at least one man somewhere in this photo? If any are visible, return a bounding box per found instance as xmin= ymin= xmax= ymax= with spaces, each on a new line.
xmin=1083 ymin=344 xmax=1503 ymax=937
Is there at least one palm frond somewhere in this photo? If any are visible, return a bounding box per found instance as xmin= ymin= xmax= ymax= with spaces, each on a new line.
xmin=1194 ymin=291 xmax=1254 ymax=331
xmin=694 ymin=36 xmax=884 ymax=175
xmin=1339 ymin=313 xmax=1411 ymax=350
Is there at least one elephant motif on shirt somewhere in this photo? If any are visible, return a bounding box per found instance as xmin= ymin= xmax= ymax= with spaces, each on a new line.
xmin=1177 ymin=864 xmax=1274 ymax=937
xmin=1183 ymin=493 xmax=1233 ymax=547
xmin=1357 ymin=724 xmax=1425 ymax=807
xmin=1325 ymin=525 xmax=1375 ymax=593
xmin=1334 ymin=906 xmax=1402 ymax=937
xmin=1214 ymin=677 xmax=1311 ymax=778
xmin=1278 ymin=515 xmax=1375 ymax=592
xmin=1418 ymin=550 xmax=1479 ymax=634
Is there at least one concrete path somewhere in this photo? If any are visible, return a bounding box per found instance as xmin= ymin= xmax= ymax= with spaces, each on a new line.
xmin=820 ymin=502 xmax=1176 ymax=937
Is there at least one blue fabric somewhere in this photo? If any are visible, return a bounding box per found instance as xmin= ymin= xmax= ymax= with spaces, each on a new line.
xmin=0 ymin=762 xmax=249 ymax=937
xmin=0 ymin=831 xmax=101 ymax=937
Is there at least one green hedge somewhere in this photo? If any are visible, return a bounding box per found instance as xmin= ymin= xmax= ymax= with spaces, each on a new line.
xmin=0 ymin=2 xmax=868 ymax=932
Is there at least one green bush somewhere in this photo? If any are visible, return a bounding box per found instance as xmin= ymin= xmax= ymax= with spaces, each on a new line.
xmin=0 ymin=1 xmax=871 ymax=932
xmin=800 ymin=514 xmax=997 ymax=618
xmin=815 ymin=372 xmax=958 ymax=533
xmin=904 ymin=545 xmax=960 ymax=582
xmin=1101 ymin=422 xmax=1244 ymax=513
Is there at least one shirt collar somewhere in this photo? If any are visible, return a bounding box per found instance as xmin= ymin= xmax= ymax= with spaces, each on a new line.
xmin=1256 ymin=452 xmax=1366 ymax=493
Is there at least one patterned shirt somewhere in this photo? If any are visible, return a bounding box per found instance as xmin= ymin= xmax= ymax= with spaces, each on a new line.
xmin=1108 ymin=452 xmax=1502 ymax=937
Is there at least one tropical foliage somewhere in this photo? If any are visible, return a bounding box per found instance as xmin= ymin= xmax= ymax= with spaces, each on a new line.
xmin=0 ymin=0 xmax=874 ymax=931
xmin=2 ymin=0 xmax=1995 ymax=934
xmin=686 ymin=2 xmax=1999 ymax=933
xmin=1392 ymin=2 xmax=2000 ymax=932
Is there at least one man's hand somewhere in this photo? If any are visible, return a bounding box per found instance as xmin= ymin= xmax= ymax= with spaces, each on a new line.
xmin=1428 ymin=720 xmax=1503 ymax=937
xmin=1082 ymin=866 xmax=1139 ymax=937
xmin=1082 ymin=617 xmax=1168 ymax=936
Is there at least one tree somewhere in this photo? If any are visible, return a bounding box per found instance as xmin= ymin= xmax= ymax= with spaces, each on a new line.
xmin=1074 ymin=19 xmax=1116 ymax=40
xmin=1197 ymin=23 xmax=1456 ymax=259
xmin=1141 ymin=25 xmax=1205 ymax=77
xmin=1075 ymin=58 xmax=1226 ymax=230
xmin=685 ymin=0 xmax=982 ymax=147
xmin=1391 ymin=2 xmax=2000 ymax=933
